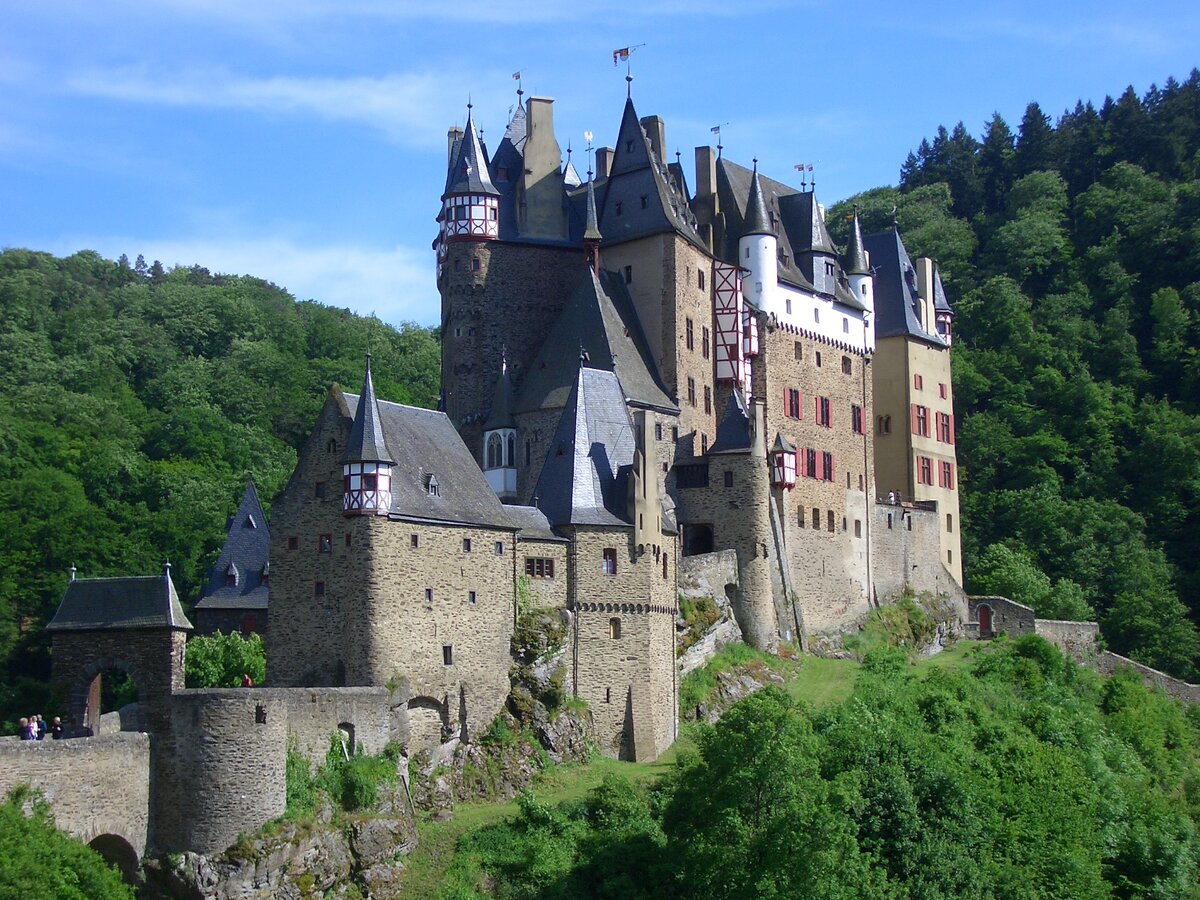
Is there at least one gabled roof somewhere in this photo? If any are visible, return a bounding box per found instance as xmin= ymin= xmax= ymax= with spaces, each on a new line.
xmin=443 ymin=106 xmax=499 ymax=198
xmin=484 ymin=359 xmax=516 ymax=430
xmin=194 ymin=477 xmax=270 ymax=612
xmin=344 ymin=357 xmax=393 ymax=464
xmin=534 ymin=366 xmax=635 ymax=528
xmin=563 ymin=159 xmax=582 ymax=189
xmin=48 ymin=567 xmax=192 ymax=631
xmin=595 ymin=98 xmax=704 ymax=249
xmin=709 ymin=390 xmax=754 ymax=455
xmin=772 ymin=432 xmax=796 ymax=453
xmin=862 ymin=230 xmax=948 ymax=346
xmin=513 ymin=267 xmax=676 ymax=415
xmin=339 ymin=391 xmax=513 ymax=530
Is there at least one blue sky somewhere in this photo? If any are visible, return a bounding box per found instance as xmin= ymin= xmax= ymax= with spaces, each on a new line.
xmin=2 ymin=1 xmax=1197 ymax=328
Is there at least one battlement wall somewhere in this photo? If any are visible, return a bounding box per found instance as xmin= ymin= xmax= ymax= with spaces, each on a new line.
xmin=873 ymin=501 xmax=963 ymax=606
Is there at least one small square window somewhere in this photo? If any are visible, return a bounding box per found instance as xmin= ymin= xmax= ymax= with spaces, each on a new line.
xmin=314 ymin=581 xmax=326 ymax=597
xmin=723 ymin=470 xmax=733 ymax=488
xmin=815 ymin=351 xmax=822 ymax=367
xmin=655 ymin=423 xmax=663 ymax=441
xmin=495 ymin=541 xmax=504 ymax=555
xmin=345 ymin=532 xmax=352 ymax=547
xmin=314 ymin=481 xmax=326 ymax=499
xmin=623 ymin=265 xmax=632 ymax=284
xmin=318 ymin=534 xmax=332 ymax=554
xmin=469 ymin=591 xmax=477 ymax=604
xmin=288 ymin=536 xmax=299 ymax=551
xmin=443 ymin=645 xmax=453 ymax=665
xmin=463 ymin=538 xmax=472 ymax=552
xmin=411 ymin=534 xmax=419 ymax=548
xmin=425 ymin=588 xmax=433 ymax=604
xmin=472 ymin=257 xmax=481 ymax=271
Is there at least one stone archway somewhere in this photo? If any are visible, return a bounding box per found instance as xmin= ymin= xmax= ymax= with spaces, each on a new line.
xmin=978 ymin=604 xmax=993 ymax=636
xmin=88 ymin=832 xmax=140 ymax=884
xmin=406 ymin=695 xmax=450 ymax=751
xmin=72 ymin=657 xmax=145 ymax=736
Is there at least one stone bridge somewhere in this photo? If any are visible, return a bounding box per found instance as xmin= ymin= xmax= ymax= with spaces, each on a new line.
xmin=0 ymin=732 xmax=150 ymax=880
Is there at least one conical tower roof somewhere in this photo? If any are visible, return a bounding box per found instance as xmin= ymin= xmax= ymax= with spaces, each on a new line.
xmin=344 ymin=356 xmax=394 ymax=464
xmin=844 ymin=209 xmax=870 ymax=276
xmin=584 ymin=175 xmax=603 ymax=242
xmin=742 ymin=163 xmax=773 ymax=238
xmin=484 ymin=357 xmax=516 ymax=430
xmin=443 ymin=105 xmax=499 ymax=198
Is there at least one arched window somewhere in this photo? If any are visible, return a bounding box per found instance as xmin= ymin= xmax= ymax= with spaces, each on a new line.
xmin=486 ymin=433 xmax=501 ymax=469
xmin=506 ymin=434 xmax=515 ymax=467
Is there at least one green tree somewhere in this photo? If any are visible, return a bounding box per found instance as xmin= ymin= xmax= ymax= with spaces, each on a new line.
xmin=184 ymin=631 xmax=266 ymax=688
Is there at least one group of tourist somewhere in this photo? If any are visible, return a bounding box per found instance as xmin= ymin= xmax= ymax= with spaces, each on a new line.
xmin=16 ymin=714 xmax=62 ymax=740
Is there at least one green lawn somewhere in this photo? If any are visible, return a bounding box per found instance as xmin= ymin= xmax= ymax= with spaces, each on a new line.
xmin=398 ymin=638 xmax=983 ymax=897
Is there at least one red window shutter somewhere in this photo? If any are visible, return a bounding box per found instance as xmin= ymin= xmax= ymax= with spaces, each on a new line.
xmin=911 ymin=404 xmax=918 ymax=434
xmin=830 ymin=453 xmax=835 ymax=482
xmin=949 ymin=414 xmax=955 ymax=444
xmin=815 ymin=396 xmax=821 ymax=421
xmin=783 ymin=386 xmax=790 ymax=417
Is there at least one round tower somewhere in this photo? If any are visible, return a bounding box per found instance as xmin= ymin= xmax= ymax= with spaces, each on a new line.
xmin=438 ymin=104 xmax=499 ymax=245
xmin=843 ymin=208 xmax=874 ymax=314
xmin=738 ymin=161 xmax=780 ymax=317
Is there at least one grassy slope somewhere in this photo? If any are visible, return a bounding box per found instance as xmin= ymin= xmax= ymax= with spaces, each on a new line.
xmin=398 ymin=642 xmax=979 ymax=896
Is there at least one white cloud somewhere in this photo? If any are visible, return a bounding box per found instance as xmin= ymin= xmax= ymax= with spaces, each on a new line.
xmin=63 ymin=67 xmax=508 ymax=149
xmin=49 ymin=234 xmax=439 ymax=327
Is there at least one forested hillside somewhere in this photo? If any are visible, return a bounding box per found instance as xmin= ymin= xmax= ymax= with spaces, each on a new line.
xmin=0 ymin=249 xmax=439 ymax=697
xmin=828 ymin=70 xmax=1200 ymax=679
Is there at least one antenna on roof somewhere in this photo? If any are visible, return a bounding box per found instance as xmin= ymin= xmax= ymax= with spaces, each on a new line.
xmin=584 ymin=130 xmax=595 ymax=177
xmin=69 ymin=565 xmax=77 ymax=582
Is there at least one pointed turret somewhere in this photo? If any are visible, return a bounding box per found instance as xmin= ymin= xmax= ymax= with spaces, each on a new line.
xmin=738 ymin=161 xmax=780 ymax=316
xmin=584 ymin=174 xmax=602 ymax=272
xmin=769 ymin=433 xmax=797 ymax=489
xmin=844 ymin=208 xmax=874 ymax=317
xmin=439 ymin=104 xmax=500 ymax=242
xmin=483 ymin=358 xmax=518 ymax=502
xmin=742 ymin=165 xmax=773 ymax=237
xmin=342 ymin=356 xmax=394 ymax=515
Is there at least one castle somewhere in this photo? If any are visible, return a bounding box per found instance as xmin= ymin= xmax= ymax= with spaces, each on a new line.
xmin=1 ymin=83 xmax=966 ymax=867
xmin=267 ymin=83 xmax=963 ymax=762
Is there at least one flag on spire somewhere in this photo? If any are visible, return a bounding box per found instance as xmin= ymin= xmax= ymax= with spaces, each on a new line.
xmin=512 ymin=70 xmax=521 ymax=80
xmin=613 ymin=47 xmax=630 ymax=66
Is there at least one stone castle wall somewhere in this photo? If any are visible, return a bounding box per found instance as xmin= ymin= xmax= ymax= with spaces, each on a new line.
xmin=872 ymin=502 xmax=964 ymax=604
xmin=967 ymin=595 xmax=1036 ymax=638
xmin=517 ymin=538 xmax=569 ymax=609
xmin=568 ymin=525 xmax=677 ymax=759
xmin=0 ymin=732 xmax=151 ymax=860
xmin=440 ymin=240 xmax=582 ymax=442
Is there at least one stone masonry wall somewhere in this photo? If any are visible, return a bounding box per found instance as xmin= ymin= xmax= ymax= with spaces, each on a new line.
xmin=518 ymin=538 xmax=569 ymax=609
xmin=0 ymin=732 xmax=150 ymax=860
xmin=1034 ymin=619 xmax=1100 ymax=660
xmin=441 ymin=240 xmax=582 ymax=442
xmin=1094 ymin=652 xmax=1200 ymax=703
xmin=154 ymin=691 xmax=287 ymax=854
xmin=968 ymin=595 xmax=1036 ymax=637
xmin=362 ymin=520 xmax=515 ymax=749
xmin=871 ymin=502 xmax=964 ymax=604
xmin=756 ymin=317 xmax=876 ymax=637
xmin=569 ymin=525 xmax=678 ymax=761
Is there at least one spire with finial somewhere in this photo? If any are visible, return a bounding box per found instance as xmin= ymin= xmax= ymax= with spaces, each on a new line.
xmin=342 ymin=354 xmax=395 ymax=515
xmin=69 ymin=565 xmax=77 ymax=582
xmin=844 ymin=205 xmax=870 ymax=277
xmin=440 ymin=97 xmax=500 ymax=241
xmin=742 ymin=159 xmax=772 ymax=237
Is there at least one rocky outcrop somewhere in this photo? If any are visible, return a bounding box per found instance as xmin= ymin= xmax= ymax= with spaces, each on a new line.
xmin=686 ymin=660 xmax=786 ymax=725
xmin=142 ymin=808 xmax=418 ymax=899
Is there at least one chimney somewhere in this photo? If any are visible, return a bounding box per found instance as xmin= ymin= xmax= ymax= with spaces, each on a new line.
xmin=695 ymin=146 xmax=717 ymax=203
xmin=751 ymin=400 xmax=766 ymax=455
xmin=640 ymin=115 xmax=666 ymax=163
xmin=526 ymin=96 xmax=554 ymax=140
xmin=447 ymin=126 xmax=464 ymax=163
xmin=595 ymin=146 xmax=614 ymax=178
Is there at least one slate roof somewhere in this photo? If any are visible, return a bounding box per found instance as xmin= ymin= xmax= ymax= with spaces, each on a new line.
xmin=484 ymin=360 xmax=516 ymax=430
xmin=443 ymin=106 xmax=499 ymax=198
xmin=534 ymin=366 xmax=635 ymax=528
xmin=932 ymin=268 xmax=953 ymax=313
xmin=583 ymin=176 xmax=602 ymax=242
xmin=194 ymin=477 xmax=270 ymax=612
xmin=513 ymin=267 xmax=676 ymax=415
xmin=506 ymin=505 xmax=568 ymax=542
xmin=843 ymin=211 xmax=870 ymax=276
xmin=339 ymin=390 xmax=514 ymax=530
xmin=709 ymin=390 xmax=754 ymax=455
xmin=715 ymin=158 xmax=866 ymax=311
xmin=594 ymin=98 xmax=705 ymax=250
xmin=742 ymin=166 xmax=773 ymax=237
xmin=344 ymin=357 xmax=394 ymax=464
xmin=862 ymin=230 xmax=948 ymax=346
xmin=48 ymin=567 xmax=192 ymax=631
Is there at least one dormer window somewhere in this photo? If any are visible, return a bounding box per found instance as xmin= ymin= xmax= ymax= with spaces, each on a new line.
xmin=225 ymin=564 xmax=238 ymax=588
xmin=426 ymin=475 xmax=441 ymax=498
xmin=243 ymin=515 xmax=256 ymax=529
